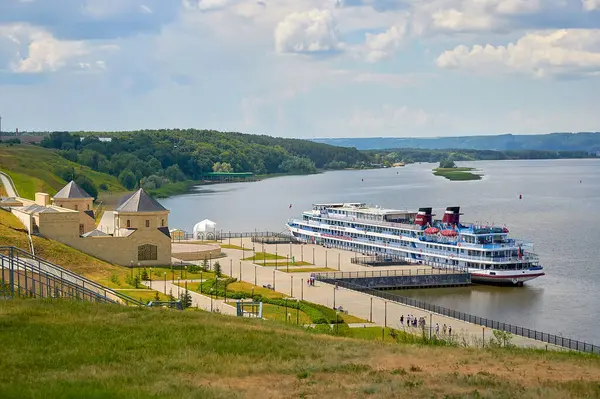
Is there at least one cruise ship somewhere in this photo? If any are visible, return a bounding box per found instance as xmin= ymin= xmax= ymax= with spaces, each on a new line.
xmin=287 ymin=203 xmax=545 ymax=286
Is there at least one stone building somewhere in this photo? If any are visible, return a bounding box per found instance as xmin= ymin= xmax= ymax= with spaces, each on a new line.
xmin=52 ymin=181 xmax=96 ymax=235
xmin=6 ymin=182 xmax=171 ymax=266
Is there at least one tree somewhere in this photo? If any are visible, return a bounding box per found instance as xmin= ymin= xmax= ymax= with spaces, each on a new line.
xmin=179 ymin=288 xmax=193 ymax=308
xmin=153 ymin=291 xmax=160 ymax=301
xmin=141 ymin=269 xmax=149 ymax=281
xmin=214 ymin=261 xmax=222 ymax=278
xmin=212 ymin=162 xmax=233 ymax=173
xmin=118 ymin=169 xmax=137 ymax=190
xmin=439 ymin=158 xmax=456 ymax=169
xmin=75 ymin=175 xmax=99 ymax=200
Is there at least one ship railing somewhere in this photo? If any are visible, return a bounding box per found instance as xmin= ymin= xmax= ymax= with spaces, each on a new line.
xmin=312 ymin=279 xmax=599 ymax=355
xmin=314 ymin=268 xmax=468 ymax=280
xmin=313 ymin=213 xmax=418 ymax=231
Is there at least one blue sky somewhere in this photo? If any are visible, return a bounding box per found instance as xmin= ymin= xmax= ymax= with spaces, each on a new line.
xmin=0 ymin=0 xmax=599 ymax=138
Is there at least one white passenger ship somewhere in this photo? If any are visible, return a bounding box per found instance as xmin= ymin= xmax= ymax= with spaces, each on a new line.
xmin=287 ymin=203 xmax=545 ymax=286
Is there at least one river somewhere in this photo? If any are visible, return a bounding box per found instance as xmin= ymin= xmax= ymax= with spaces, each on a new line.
xmin=160 ymin=159 xmax=600 ymax=344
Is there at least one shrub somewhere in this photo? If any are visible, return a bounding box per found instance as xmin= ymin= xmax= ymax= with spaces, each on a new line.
xmin=110 ymin=274 xmax=120 ymax=286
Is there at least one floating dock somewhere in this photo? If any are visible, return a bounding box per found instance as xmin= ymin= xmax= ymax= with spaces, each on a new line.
xmin=315 ymin=268 xmax=471 ymax=290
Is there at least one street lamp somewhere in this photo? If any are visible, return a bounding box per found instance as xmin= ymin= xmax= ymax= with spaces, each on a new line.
xmin=229 ymin=259 xmax=232 ymax=277
xmin=272 ymin=269 xmax=275 ymax=290
xmin=163 ymin=272 xmax=167 ymax=294
xmin=290 ymin=275 xmax=293 ymax=297
xmin=239 ymin=261 xmax=242 ymax=281
xmin=149 ymin=267 xmax=152 ymax=288
xmin=254 ymin=265 xmax=257 ymax=286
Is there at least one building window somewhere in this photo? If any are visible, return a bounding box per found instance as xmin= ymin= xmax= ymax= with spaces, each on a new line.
xmin=75 ymin=204 xmax=78 ymax=211
xmin=138 ymin=244 xmax=158 ymax=261
xmin=79 ymin=224 xmax=84 ymax=235
xmin=161 ymin=219 xmax=165 ymax=227
xmin=145 ymin=220 xmax=150 ymax=228
xmin=127 ymin=219 xmax=131 ymax=228
xmin=87 ymin=204 xmax=90 ymax=210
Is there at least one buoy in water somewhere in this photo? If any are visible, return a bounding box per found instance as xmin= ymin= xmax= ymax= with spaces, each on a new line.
xmin=361 ymin=178 xmax=364 ymax=182
xmin=519 ymin=194 xmax=522 ymax=199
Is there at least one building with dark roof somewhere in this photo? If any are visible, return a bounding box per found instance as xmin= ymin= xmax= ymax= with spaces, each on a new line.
xmin=52 ymin=181 xmax=95 ymax=235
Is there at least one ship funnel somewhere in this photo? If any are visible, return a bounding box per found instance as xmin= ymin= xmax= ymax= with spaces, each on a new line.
xmin=442 ymin=206 xmax=461 ymax=225
xmin=415 ymin=207 xmax=433 ymax=226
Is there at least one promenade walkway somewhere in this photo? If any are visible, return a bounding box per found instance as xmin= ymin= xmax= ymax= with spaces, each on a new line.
xmin=216 ymin=237 xmax=558 ymax=350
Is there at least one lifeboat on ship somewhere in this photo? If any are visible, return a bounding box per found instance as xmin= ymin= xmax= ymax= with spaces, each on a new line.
xmin=424 ymin=227 xmax=440 ymax=235
xmin=503 ymin=227 xmax=509 ymax=233
xmin=441 ymin=229 xmax=457 ymax=237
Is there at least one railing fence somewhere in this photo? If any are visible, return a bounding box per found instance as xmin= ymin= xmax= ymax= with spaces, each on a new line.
xmin=316 ymin=277 xmax=599 ymax=354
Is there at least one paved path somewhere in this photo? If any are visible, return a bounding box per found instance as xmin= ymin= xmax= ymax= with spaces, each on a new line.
xmin=216 ymin=238 xmax=558 ymax=350
xmin=0 ymin=171 xmax=18 ymax=197
xmin=142 ymin=280 xmax=237 ymax=315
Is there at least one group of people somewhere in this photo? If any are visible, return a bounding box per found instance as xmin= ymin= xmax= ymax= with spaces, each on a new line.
xmin=399 ymin=314 xmax=453 ymax=336
xmin=306 ymin=277 xmax=316 ymax=286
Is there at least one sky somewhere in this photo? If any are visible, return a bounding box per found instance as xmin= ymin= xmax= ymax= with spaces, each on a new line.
xmin=0 ymin=0 xmax=599 ymax=138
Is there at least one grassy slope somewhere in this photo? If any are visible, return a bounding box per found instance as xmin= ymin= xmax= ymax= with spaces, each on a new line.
xmin=0 ymin=210 xmax=134 ymax=289
xmin=433 ymin=167 xmax=483 ymax=181
xmin=1 ymin=300 xmax=599 ymax=399
xmin=0 ymin=144 xmax=124 ymax=199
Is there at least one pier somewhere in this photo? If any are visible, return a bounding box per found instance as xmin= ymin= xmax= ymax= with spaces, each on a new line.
xmin=315 ymin=268 xmax=471 ymax=290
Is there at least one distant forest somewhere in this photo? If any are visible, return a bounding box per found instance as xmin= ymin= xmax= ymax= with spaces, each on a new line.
xmin=314 ymin=132 xmax=600 ymax=152
xmin=367 ymin=148 xmax=593 ymax=166
xmin=40 ymin=130 xmax=368 ymax=190
xmin=35 ymin=129 xmax=597 ymax=194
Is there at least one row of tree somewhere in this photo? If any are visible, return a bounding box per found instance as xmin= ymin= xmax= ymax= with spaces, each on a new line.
xmin=41 ymin=130 xmax=368 ymax=191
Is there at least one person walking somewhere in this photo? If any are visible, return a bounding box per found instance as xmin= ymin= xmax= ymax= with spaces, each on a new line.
xmin=435 ymin=323 xmax=439 ymax=335
xmin=400 ymin=315 xmax=404 ymax=326
xmin=448 ymin=326 xmax=452 ymax=337
xmin=443 ymin=324 xmax=447 ymax=335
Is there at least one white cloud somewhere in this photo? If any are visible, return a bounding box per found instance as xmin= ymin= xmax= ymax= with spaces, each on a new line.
xmin=275 ymin=9 xmax=341 ymax=54
xmin=436 ymin=29 xmax=600 ymax=78
xmin=182 ymin=0 xmax=236 ymax=11
xmin=363 ymin=21 xmax=406 ymax=61
xmin=582 ymin=0 xmax=600 ymax=11
xmin=0 ymin=23 xmax=114 ymax=73
xmin=410 ymin=0 xmax=550 ymax=35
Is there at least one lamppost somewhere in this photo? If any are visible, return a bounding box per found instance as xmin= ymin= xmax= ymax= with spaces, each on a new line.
xmin=301 ymin=278 xmax=304 ymax=300
xmin=289 ymin=241 xmax=292 ymax=265
xmin=149 ymin=267 xmax=152 ymax=288
xmin=253 ymin=245 xmax=256 ymax=264
xmin=229 ymin=259 xmax=232 ymax=277
xmin=239 ymin=261 xmax=242 ymax=281
xmin=254 ymin=265 xmax=257 ymax=286
xmin=325 ymin=250 xmax=328 ymax=268
xmin=338 ymin=253 xmax=341 ymax=271
xmin=333 ymin=285 xmax=336 ymax=309
xmin=275 ymin=249 xmax=278 ymax=270
xmin=184 ymin=265 xmax=187 ymax=280
xmin=272 ymin=269 xmax=275 ymax=290
xmin=163 ymin=272 xmax=167 ymax=294
xmin=290 ymin=275 xmax=294 ymax=297
xmin=369 ymin=297 xmax=373 ymax=322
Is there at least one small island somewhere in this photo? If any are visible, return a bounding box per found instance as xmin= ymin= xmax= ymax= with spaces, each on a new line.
xmin=433 ymin=158 xmax=482 ymax=181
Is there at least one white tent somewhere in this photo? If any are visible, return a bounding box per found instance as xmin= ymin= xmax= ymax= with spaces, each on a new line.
xmin=193 ymin=219 xmax=217 ymax=240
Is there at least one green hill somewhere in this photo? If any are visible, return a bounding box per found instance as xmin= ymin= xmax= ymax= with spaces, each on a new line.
xmin=0 ymin=144 xmax=124 ymax=199
xmin=0 ymin=299 xmax=598 ymax=398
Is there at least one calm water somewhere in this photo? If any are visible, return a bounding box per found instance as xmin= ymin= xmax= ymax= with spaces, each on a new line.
xmin=160 ymin=159 xmax=600 ymax=344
